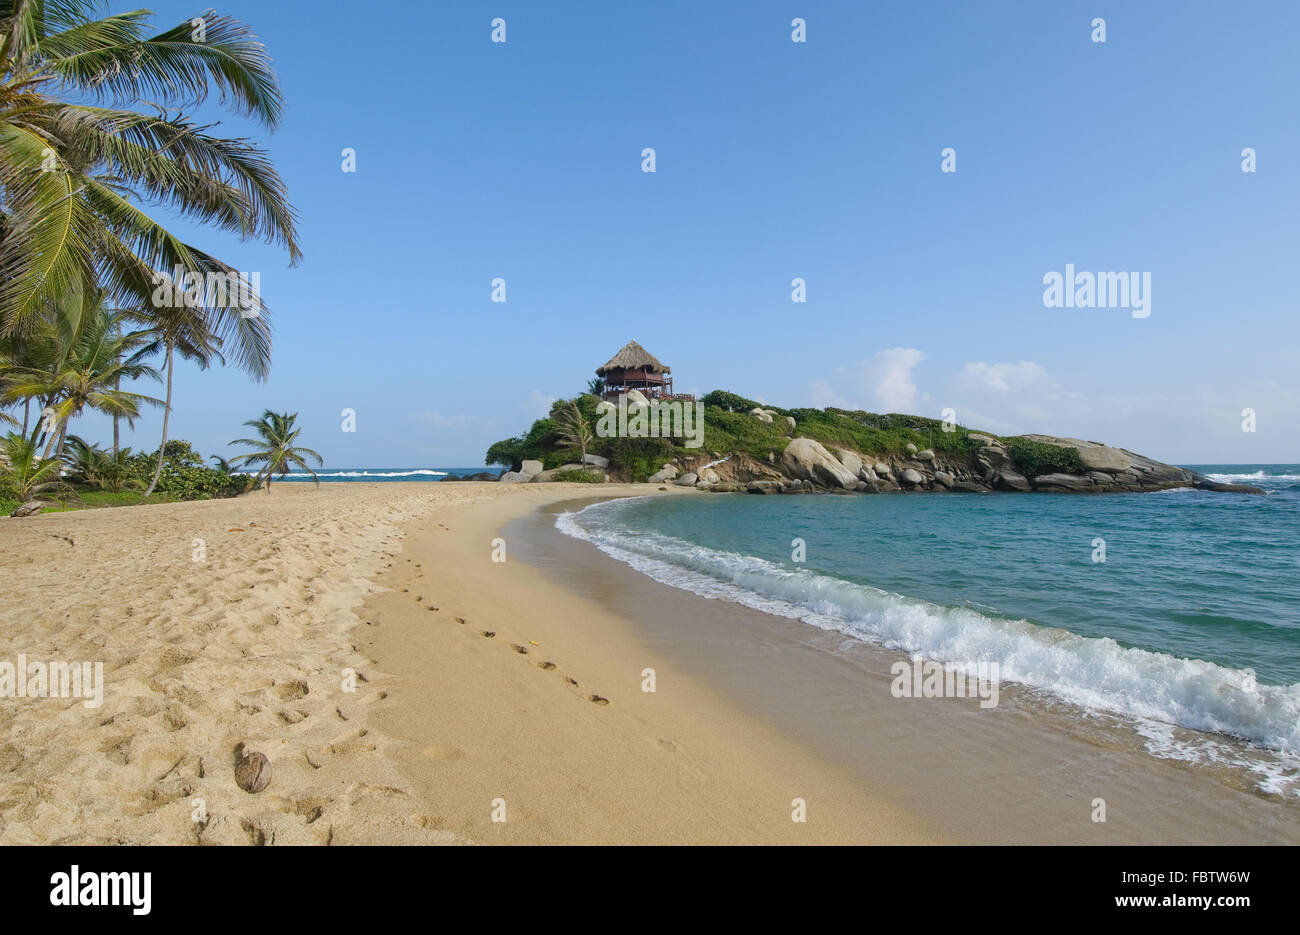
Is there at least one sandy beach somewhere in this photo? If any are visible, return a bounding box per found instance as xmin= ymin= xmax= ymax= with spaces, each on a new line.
xmin=2 ymin=482 xmax=1294 ymax=845
xmin=0 ymin=483 xmax=944 ymax=845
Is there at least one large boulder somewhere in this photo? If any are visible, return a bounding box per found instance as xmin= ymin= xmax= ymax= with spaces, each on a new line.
xmin=835 ymin=449 xmax=863 ymax=476
xmin=781 ymin=438 xmax=860 ymax=490
xmin=1033 ymin=473 xmax=1096 ymax=492
xmin=674 ymin=472 xmax=698 ymax=487
xmin=933 ymin=471 xmax=953 ymax=488
xmin=1020 ymin=435 xmax=1131 ymax=473
xmin=995 ymin=470 xmax=1031 ymax=492
xmin=498 ymin=471 xmax=528 ymax=483
xmin=900 ymin=468 xmax=924 ymax=487
xmin=785 ymin=416 xmax=797 ymax=434
xmin=10 ymin=501 xmax=44 ymax=517
xmin=916 ymin=449 xmax=935 ymax=462
xmin=873 ymin=462 xmax=891 ymax=477
xmin=582 ymin=453 xmax=610 ymax=468
xmin=647 ymin=463 xmax=679 ymax=483
xmin=520 ymin=460 xmax=544 ymax=477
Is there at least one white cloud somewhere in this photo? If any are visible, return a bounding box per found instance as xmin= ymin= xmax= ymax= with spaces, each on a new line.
xmin=809 ymin=348 xmax=925 ymax=412
xmin=954 ymin=360 xmax=1053 ymax=394
xmin=526 ymin=390 xmax=556 ymax=419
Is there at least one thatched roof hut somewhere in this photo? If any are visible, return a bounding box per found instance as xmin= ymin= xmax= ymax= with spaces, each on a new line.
xmin=595 ymin=340 xmax=676 ymax=399
xmin=595 ymin=340 xmax=670 ymax=376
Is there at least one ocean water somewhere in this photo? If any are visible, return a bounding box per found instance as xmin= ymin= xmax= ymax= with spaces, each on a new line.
xmin=557 ymin=464 xmax=1300 ymax=794
xmin=263 ymin=467 xmax=494 ymax=482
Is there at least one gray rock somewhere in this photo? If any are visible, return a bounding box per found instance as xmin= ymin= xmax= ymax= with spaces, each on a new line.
xmin=873 ymin=462 xmax=891 ymax=477
xmin=10 ymin=501 xmax=44 ymax=517
xmin=933 ymin=470 xmax=953 ymax=488
xmin=900 ymin=468 xmax=924 ymax=486
xmin=916 ymin=449 xmax=935 ymax=462
xmin=951 ymin=481 xmax=990 ymax=493
xmin=835 ymin=449 xmax=863 ymax=476
xmin=674 ymin=472 xmax=698 ymax=487
xmin=498 ymin=471 xmax=528 ymax=483
xmin=1033 ymin=473 xmax=1096 ymax=491
xmin=1193 ymin=479 xmax=1266 ymax=495
xmin=520 ymin=460 xmax=544 ymax=477
xmin=995 ymin=470 xmax=1031 ymax=492
xmin=582 ymin=453 xmax=610 ymax=468
xmin=785 ymin=416 xmax=797 ymax=433
xmin=905 ymin=443 xmax=918 ymax=454
xmin=781 ymin=437 xmax=860 ymax=490
xmin=747 ymin=481 xmax=780 ymax=494
xmin=1018 ymin=435 xmax=1131 ymax=473
xmin=647 ymin=463 xmax=679 ymax=483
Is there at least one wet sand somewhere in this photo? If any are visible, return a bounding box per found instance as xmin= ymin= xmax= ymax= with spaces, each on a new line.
xmin=502 ymin=495 xmax=1298 ymax=844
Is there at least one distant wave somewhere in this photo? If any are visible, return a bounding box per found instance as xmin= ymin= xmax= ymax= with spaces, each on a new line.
xmin=1206 ymin=471 xmax=1300 ymax=483
xmin=557 ymin=501 xmax=1300 ymax=791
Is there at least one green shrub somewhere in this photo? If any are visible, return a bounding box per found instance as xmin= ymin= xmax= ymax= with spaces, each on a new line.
xmin=553 ymin=469 xmax=605 ymax=483
xmin=1006 ymin=438 xmax=1084 ymax=477
xmin=701 ymin=390 xmax=761 ymax=413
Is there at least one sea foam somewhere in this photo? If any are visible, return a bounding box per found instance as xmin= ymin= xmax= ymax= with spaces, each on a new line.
xmin=557 ymin=500 xmax=1300 ymax=793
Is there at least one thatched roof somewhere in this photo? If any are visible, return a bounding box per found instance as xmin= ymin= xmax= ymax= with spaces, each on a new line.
xmin=596 ymin=340 xmax=670 ymax=375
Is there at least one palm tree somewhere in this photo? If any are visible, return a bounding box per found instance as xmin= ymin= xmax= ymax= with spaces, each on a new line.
xmin=1 ymin=431 xmax=75 ymax=512
xmin=139 ymin=302 xmax=223 ymax=496
xmin=230 ymin=410 xmax=322 ymax=492
xmin=554 ymin=400 xmax=594 ymax=466
xmin=1 ymin=302 xmax=161 ymax=461
xmin=62 ymin=433 xmax=104 ymax=484
xmin=0 ymin=1 xmax=301 ymax=345
xmin=210 ymin=454 xmax=234 ymax=473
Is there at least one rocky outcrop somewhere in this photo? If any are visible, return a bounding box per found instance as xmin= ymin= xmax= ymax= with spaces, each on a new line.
xmin=1020 ymin=435 xmax=1130 ymax=473
xmin=441 ymin=471 xmax=499 ymax=482
xmin=835 ymin=449 xmax=863 ymax=477
xmin=781 ymin=438 xmax=860 ymax=490
xmin=647 ymin=463 xmax=678 ymax=483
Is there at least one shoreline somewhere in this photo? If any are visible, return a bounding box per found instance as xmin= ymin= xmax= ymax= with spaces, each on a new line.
xmin=363 ymin=485 xmax=949 ymax=844
xmin=3 ymin=482 xmax=1293 ymax=844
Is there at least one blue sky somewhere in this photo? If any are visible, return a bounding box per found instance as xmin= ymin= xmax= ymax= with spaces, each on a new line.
xmin=72 ymin=0 xmax=1300 ymax=465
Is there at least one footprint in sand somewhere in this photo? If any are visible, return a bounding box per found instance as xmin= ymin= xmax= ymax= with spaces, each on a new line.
xmin=481 ymin=630 xmax=495 ymax=638
xmin=587 ymin=694 xmax=610 ymax=706
xmin=422 ymin=745 xmax=464 ymax=761
xmin=510 ymin=644 xmax=528 ymax=655
xmin=535 ymin=661 xmax=557 ymax=671
xmin=565 ymin=677 xmax=578 ymax=686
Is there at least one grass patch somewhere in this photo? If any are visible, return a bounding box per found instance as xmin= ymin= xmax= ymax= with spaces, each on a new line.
xmin=553 ymin=469 xmax=605 ymax=483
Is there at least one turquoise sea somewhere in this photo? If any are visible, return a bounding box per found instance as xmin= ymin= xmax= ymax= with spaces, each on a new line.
xmin=557 ymin=465 xmax=1300 ymax=795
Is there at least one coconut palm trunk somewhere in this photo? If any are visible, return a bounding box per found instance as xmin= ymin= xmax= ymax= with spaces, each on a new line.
xmin=143 ymin=341 xmax=174 ymax=497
